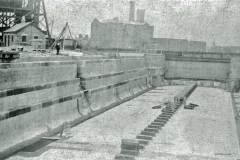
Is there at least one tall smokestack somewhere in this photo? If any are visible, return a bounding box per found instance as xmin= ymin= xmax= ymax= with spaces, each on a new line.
xmin=136 ymin=9 xmax=145 ymax=23
xmin=129 ymin=1 xmax=135 ymax=22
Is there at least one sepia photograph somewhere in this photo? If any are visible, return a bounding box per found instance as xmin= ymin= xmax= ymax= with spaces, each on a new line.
xmin=0 ymin=0 xmax=240 ymax=159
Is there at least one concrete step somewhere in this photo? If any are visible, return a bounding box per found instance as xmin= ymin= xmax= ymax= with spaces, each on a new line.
xmin=148 ymin=124 xmax=162 ymax=129
xmin=120 ymin=149 xmax=139 ymax=156
xmin=184 ymin=107 xmax=194 ymax=110
xmin=163 ymin=109 xmax=175 ymax=112
xmin=156 ymin=116 xmax=170 ymax=120
xmin=163 ymin=107 xmax=174 ymax=111
xmin=138 ymin=139 xmax=149 ymax=145
xmin=155 ymin=117 xmax=169 ymax=120
xmin=144 ymin=128 xmax=159 ymax=133
xmin=153 ymin=121 xmax=167 ymax=125
xmin=162 ymin=111 xmax=174 ymax=115
xmin=159 ymin=113 xmax=172 ymax=117
xmin=156 ymin=117 xmax=170 ymax=121
xmin=162 ymin=110 xmax=174 ymax=113
xmin=163 ymin=108 xmax=175 ymax=110
xmin=155 ymin=119 xmax=169 ymax=123
xmin=162 ymin=111 xmax=175 ymax=114
xmin=115 ymin=154 xmax=135 ymax=160
xmin=136 ymin=135 xmax=153 ymax=140
xmin=121 ymin=139 xmax=139 ymax=150
xmin=151 ymin=122 xmax=165 ymax=126
xmin=154 ymin=119 xmax=168 ymax=123
xmin=140 ymin=131 xmax=156 ymax=137
xmin=163 ymin=108 xmax=174 ymax=111
xmin=160 ymin=114 xmax=173 ymax=117
xmin=159 ymin=112 xmax=173 ymax=116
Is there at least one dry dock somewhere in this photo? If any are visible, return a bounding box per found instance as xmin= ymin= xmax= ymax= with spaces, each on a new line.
xmin=6 ymin=86 xmax=240 ymax=160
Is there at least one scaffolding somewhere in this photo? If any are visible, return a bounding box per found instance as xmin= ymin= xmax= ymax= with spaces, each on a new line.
xmin=0 ymin=0 xmax=50 ymax=43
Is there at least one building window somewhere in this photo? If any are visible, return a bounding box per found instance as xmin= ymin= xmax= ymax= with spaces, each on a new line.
xmin=33 ymin=36 xmax=39 ymax=39
xmin=4 ymin=35 xmax=6 ymax=46
xmin=8 ymin=35 xmax=10 ymax=46
xmin=22 ymin=35 xmax=27 ymax=42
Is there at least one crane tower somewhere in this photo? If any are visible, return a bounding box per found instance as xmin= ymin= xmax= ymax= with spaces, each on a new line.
xmin=0 ymin=0 xmax=50 ymax=42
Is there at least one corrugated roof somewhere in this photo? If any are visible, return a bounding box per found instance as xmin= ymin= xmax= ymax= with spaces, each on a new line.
xmin=4 ymin=22 xmax=32 ymax=33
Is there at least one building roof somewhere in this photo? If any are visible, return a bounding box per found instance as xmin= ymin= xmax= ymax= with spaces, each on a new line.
xmin=4 ymin=22 xmax=32 ymax=33
xmin=188 ymin=40 xmax=206 ymax=44
xmin=94 ymin=18 xmax=151 ymax=26
xmin=152 ymin=37 xmax=188 ymax=43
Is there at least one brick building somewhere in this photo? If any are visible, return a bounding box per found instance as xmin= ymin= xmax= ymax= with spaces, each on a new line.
xmin=89 ymin=18 xmax=154 ymax=50
xmin=3 ymin=22 xmax=46 ymax=49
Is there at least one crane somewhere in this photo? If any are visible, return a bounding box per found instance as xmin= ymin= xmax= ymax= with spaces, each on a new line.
xmin=50 ymin=22 xmax=73 ymax=49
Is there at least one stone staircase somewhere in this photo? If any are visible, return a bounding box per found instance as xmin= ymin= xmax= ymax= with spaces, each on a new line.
xmin=115 ymin=105 xmax=181 ymax=160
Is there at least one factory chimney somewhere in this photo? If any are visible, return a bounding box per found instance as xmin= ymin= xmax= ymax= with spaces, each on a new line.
xmin=136 ymin=9 xmax=145 ymax=23
xmin=129 ymin=1 xmax=135 ymax=22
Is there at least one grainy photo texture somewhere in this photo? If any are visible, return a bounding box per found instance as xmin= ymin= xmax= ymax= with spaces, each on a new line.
xmin=0 ymin=0 xmax=240 ymax=160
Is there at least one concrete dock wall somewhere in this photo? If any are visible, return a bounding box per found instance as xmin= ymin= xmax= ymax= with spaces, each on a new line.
xmin=0 ymin=61 xmax=77 ymax=90
xmin=0 ymin=62 xmax=81 ymax=158
xmin=165 ymin=56 xmax=230 ymax=82
xmin=0 ymin=55 xmax=161 ymax=159
xmin=145 ymin=54 xmax=165 ymax=87
xmin=229 ymin=58 xmax=240 ymax=92
xmin=0 ymin=52 xmax=238 ymax=158
xmin=78 ymin=57 xmax=150 ymax=111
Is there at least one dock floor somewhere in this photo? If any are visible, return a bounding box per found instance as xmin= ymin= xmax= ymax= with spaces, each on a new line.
xmin=138 ymin=87 xmax=240 ymax=160
xmin=7 ymin=86 xmax=240 ymax=160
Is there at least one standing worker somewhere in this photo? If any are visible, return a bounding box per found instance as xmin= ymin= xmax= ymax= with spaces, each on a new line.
xmin=56 ymin=42 xmax=61 ymax=55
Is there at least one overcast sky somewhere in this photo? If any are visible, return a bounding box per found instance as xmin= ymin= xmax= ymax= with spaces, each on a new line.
xmin=44 ymin=0 xmax=240 ymax=46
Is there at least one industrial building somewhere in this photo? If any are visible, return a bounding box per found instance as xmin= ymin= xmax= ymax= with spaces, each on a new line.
xmin=188 ymin=40 xmax=207 ymax=52
xmin=136 ymin=9 xmax=145 ymax=23
xmin=149 ymin=38 xmax=207 ymax=52
xmin=89 ymin=1 xmax=153 ymax=50
xmin=150 ymin=38 xmax=188 ymax=52
xmin=90 ymin=18 xmax=154 ymax=50
xmin=89 ymin=1 xmax=207 ymax=52
xmin=209 ymin=45 xmax=240 ymax=54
